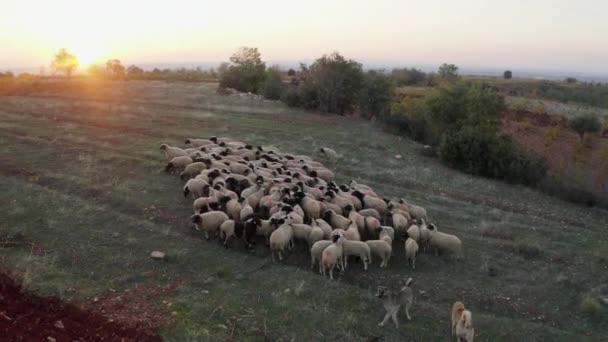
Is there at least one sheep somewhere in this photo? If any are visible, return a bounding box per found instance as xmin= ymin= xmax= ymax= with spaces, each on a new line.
xmin=219 ymin=219 xmax=245 ymax=247
xmin=352 ymin=190 xmax=388 ymax=215
xmin=323 ymin=209 xmax=351 ymax=229
xmin=308 ymin=224 xmax=325 ymax=247
xmin=319 ymin=198 xmax=343 ymax=216
xmin=405 ymin=238 xmax=419 ymax=270
xmin=344 ymin=220 xmax=361 ymax=241
xmin=219 ymin=196 xmax=242 ymax=222
xmin=160 ymin=144 xmax=188 ymax=160
xmin=185 ymin=138 xmax=214 ymax=147
xmin=344 ymin=204 xmax=365 ymax=235
xmin=319 ymin=147 xmax=339 ymax=161
xmin=291 ymin=223 xmax=313 ymax=244
xmin=379 ymin=226 xmax=395 ymax=243
xmin=257 ymin=217 xmax=279 ymax=246
xmin=342 ymin=239 xmax=372 ymax=271
xmin=165 ymin=156 xmax=193 ymax=173
xmin=228 ymin=162 xmax=251 ymax=175
xmin=392 ymin=212 xmax=410 ymax=239
xmin=321 ymin=234 xmax=346 ymax=280
xmin=407 ymin=203 xmax=428 ymax=221
xmin=269 ymin=218 xmax=294 ymax=261
xmin=304 ymin=166 xmax=334 ymax=182
xmin=325 ymin=190 xmax=353 ymax=214
xmin=240 ymin=201 xmax=254 ymax=222
xmin=294 ymin=192 xmax=322 ymax=223
xmin=428 ymin=223 xmax=463 ymax=259
xmin=365 ymin=240 xmax=392 ymax=268
xmin=180 ymin=162 xmax=207 ymax=180
xmin=406 ymin=224 xmax=420 ymax=242
xmin=310 ymin=240 xmax=333 ymax=272
xmin=192 ymin=195 xmax=216 ymax=213
xmin=358 ymin=208 xmax=381 ymax=220
xmin=364 ymin=216 xmax=381 ymax=239
xmin=418 ymin=219 xmax=431 ymax=252
xmin=191 ymin=211 xmax=229 ymax=240
xmin=314 ymin=219 xmax=333 ymax=239
xmin=183 ymin=178 xmax=208 ymax=198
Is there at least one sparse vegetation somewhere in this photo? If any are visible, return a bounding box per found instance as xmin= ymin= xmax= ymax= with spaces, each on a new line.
xmin=544 ymin=126 xmax=561 ymax=145
xmin=569 ymin=114 xmax=602 ymax=140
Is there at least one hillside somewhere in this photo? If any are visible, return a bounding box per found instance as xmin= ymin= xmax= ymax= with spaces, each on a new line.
xmin=0 ymin=80 xmax=607 ymax=341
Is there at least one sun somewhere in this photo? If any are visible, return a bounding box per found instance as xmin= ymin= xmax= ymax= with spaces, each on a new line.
xmin=73 ymin=47 xmax=103 ymax=68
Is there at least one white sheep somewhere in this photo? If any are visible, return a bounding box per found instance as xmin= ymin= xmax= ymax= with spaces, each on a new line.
xmin=165 ymin=156 xmax=193 ymax=173
xmin=428 ymin=223 xmax=463 ymax=259
xmin=269 ymin=218 xmax=294 ymax=261
xmin=358 ymin=208 xmax=381 ymax=220
xmin=323 ymin=209 xmax=351 ymax=229
xmin=407 ymin=224 xmax=420 ymax=242
xmin=392 ymin=212 xmax=410 ymax=238
xmin=379 ymin=226 xmax=395 ymax=243
xmin=183 ymin=178 xmax=208 ymax=198
xmin=342 ymin=239 xmax=372 ymax=271
xmin=319 ymin=147 xmax=339 ymax=161
xmin=180 ymin=162 xmax=207 ymax=180
xmin=191 ymin=211 xmax=229 ymax=240
xmin=365 ymin=240 xmax=392 ymax=268
xmin=310 ymin=240 xmax=333 ymax=272
xmin=321 ymin=234 xmax=346 ymax=280
xmin=291 ymin=223 xmax=313 ymax=244
xmin=160 ymin=144 xmax=188 ymax=160
xmin=314 ymin=219 xmax=333 ymax=239
xmin=405 ymin=237 xmax=419 ymax=270
xmin=344 ymin=220 xmax=361 ymax=241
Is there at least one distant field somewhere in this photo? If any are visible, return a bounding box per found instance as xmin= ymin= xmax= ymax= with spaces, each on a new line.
xmin=1 ymin=80 xmax=607 ymax=341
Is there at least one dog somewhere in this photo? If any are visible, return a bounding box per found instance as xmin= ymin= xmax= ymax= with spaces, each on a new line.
xmin=375 ymin=277 xmax=414 ymax=328
xmin=452 ymin=301 xmax=474 ymax=342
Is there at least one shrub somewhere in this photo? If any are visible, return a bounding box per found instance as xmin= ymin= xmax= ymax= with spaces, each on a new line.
xmin=579 ymin=296 xmax=602 ymax=316
xmin=261 ymin=67 xmax=284 ymax=100
xmin=569 ymin=114 xmax=602 ymax=140
xmin=439 ymin=126 xmax=547 ymax=185
xmin=438 ymin=63 xmax=459 ymax=80
xmin=388 ymin=97 xmax=433 ymax=144
xmin=359 ymin=70 xmax=393 ymax=118
xmin=544 ymin=126 xmax=561 ymax=145
xmin=503 ymin=70 xmax=512 ymax=79
xmin=281 ymin=87 xmax=301 ymax=107
xmin=513 ymin=238 xmax=542 ymax=259
xmin=219 ymin=47 xmax=266 ymax=93
xmin=391 ymin=68 xmax=427 ymax=86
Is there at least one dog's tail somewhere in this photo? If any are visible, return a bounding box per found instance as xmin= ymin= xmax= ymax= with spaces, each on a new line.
xmin=404 ymin=277 xmax=413 ymax=288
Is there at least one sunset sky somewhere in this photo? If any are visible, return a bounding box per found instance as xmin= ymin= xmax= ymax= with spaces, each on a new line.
xmin=1 ymin=0 xmax=607 ymax=73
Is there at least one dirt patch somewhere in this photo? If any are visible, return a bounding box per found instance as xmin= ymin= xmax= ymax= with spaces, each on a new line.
xmin=0 ymin=272 xmax=162 ymax=341
xmin=83 ymin=282 xmax=179 ymax=331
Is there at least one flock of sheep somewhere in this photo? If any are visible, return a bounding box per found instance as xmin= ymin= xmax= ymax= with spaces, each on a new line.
xmin=159 ymin=137 xmax=473 ymax=340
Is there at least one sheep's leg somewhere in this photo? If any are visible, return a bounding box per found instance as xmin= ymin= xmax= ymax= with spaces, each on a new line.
xmin=363 ymin=259 xmax=368 ymax=271
xmin=329 ymin=266 xmax=334 ymax=280
xmin=310 ymin=256 xmax=315 ymax=269
xmin=412 ymin=257 xmax=416 ymax=270
xmin=204 ymin=231 xmax=210 ymax=240
xmin=278 ymin=250 xmax=283 ymax=261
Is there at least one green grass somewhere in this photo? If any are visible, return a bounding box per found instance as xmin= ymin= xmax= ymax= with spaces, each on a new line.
xmin=0 ymin=79 xmax=607 ymax=341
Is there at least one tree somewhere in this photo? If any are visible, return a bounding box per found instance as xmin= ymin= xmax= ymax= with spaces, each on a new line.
xmin=503 ymin=70 xmax=512 ymax=79
xmin=300 ymin=52 xmax=364 ymax=114
xmin=217 ymin=62 xmax=230 ymax=76
xmin=261 ymin=66 xmax=284 ymax=100
xmin=359 ymin=70 xmax=393 ymax=118
xmin=391 ymin=67 xmax=426 ymax=86
xmin=51 ymin=48 xmax=78 ymax=78
xmin=565 ymin=77 xmax=578 ymax=84
xmin=438 ymin=63 xmax=459 ymax=80
xmin=219 ymin=47 xmax=266 ymax=93
xmin=287 ymin=68 xmax=296 ymax=77
xmin=105 ymin=59 xmax=125 ymax=79
xmin=569 ymin=114 xmax=602 ymax=140
xmin=126 ymin=65 xmax=144 ymax=79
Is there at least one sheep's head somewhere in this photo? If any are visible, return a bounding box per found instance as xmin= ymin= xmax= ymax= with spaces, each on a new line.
xmin=343 ymin=204 xmax=353 ymax=213
xmin=199 ymin=146 xmax=207 ymax=152
xmin=245 ymin=144 xmax=253 ymax=150
xmin=210 ymin=136 xmax=218 ymax=143
xmin=185 ymin=139 xmax=191 ymax=144
xmin=256 ymin=176 xmax=264 ymax=185
xmin=351 ymin=190 xmax=364 ymax=202
xmin=428 ymin=223 xmax=436 ymax=231
xmin=159 ymin=144 xmax=167 ymax=150
xmin=208 ymin=202 xmax=220 ymax=211
xmin=308 ymin=170 xmax=318 ymax=178
xmin=219 ymin=142 xmax=227 ymax=147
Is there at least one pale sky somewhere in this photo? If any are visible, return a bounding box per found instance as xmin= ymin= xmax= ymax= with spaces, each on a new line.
xmin=1 ymin=0 xmax=607 ymax=73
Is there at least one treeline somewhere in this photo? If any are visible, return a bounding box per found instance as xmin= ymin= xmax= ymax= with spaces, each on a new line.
xmin=87 ymin=59 xmax=218 ymax=81
xmin=491 ymin=79 xmax=608 ymax=109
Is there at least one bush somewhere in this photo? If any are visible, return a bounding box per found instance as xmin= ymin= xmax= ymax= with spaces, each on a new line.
xmin=359 ymin=70 xmax=393 ymax=118
xmin=579 ymin=296 xmax=602 ymax=316
xmin=439 ymin=126 xmax=547 ymax=185
xmin=219 ymin=47 xmax=266 ymax=93
xmin=569 ymin=114 xmax=602 ymax=139
xmin=387 ymin=97 xmax=433 ymax=144
xmin=281 ymin=87 xmax=301 ymax=107
xmin=503 ymin=70 xmax=512 ymax=79
xmin=261 ymin=67 xmax=284 ymax=100
xmin=391 ymin=68 xmax=427 ymax=86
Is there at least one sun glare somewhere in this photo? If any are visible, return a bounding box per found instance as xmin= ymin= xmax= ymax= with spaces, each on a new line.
xmin=73 ymin=47 xmax=102 ymax=69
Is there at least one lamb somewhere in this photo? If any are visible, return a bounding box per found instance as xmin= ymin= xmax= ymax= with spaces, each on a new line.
xmin=183 ymin=178 xmax=208 ymax=198
xmin=179 ymin=162 xmax=207 ymax=180
xmin=323 ymin=209 xmax=351 ymax=229
xmin=342 ymin=239 xmax=372 ymax=271
xmin=365 ymin=240 xmax=392 ymax=268
xmin=160 ymin=144 xmax=188 ymax=160
xmin=452 ymin=302 xmax=474 ymax=342
xmin=269 ymin=218 xmax=294 ymax=261
xmin=191 ymin=211 xmax=230 ymax=240
xmin=310 ymin=240 xmax=334 ymax=272
xmin=405 ymin=238 xmax=419 ymax=270
xmin=428 ymin=223 xmax=463 ymax=259
xmin=321 ymin=234 xmax=346 ymax=280
xmin=318 ymin=147 xmax=339 ymax=161
xmin=165 ymin=156 xmax=193 ymax=173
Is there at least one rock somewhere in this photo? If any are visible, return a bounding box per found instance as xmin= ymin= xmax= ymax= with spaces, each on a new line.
xmin=150 ymin=251 xmax=166 ymax=259
xmin=54 ymin=320 xmax=64 ymax=329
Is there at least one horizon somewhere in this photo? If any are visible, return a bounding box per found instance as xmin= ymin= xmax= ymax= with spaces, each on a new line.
xmin=2 ymin=0 xmax=608 ymax=76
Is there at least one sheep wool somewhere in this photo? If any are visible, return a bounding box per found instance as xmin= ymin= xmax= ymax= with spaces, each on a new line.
xmin=365 ymin=240 xmax=392 ymax=268
xmin=405 ymin=237 xmax=419 ymax=270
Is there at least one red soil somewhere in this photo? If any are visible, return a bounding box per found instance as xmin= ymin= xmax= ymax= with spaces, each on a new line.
xmin=0 ymin=272 xmax=163 ymax=342
xmin=502 ymin=109 xmax=608 ymax=192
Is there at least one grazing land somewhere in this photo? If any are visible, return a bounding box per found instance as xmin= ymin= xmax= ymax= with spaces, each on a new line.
xmin=1 ymin=80 xmax=607 ymax=341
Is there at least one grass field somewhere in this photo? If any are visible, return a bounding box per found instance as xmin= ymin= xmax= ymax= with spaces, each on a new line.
xmin=1 ymin=79 xmax=607 ymax=341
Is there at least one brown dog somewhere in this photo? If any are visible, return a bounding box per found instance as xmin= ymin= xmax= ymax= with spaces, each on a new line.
xmin=452 ymin=301 xmax=474 ymax=342
xmin=375 ymin=277 xmax=414 ymax=328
